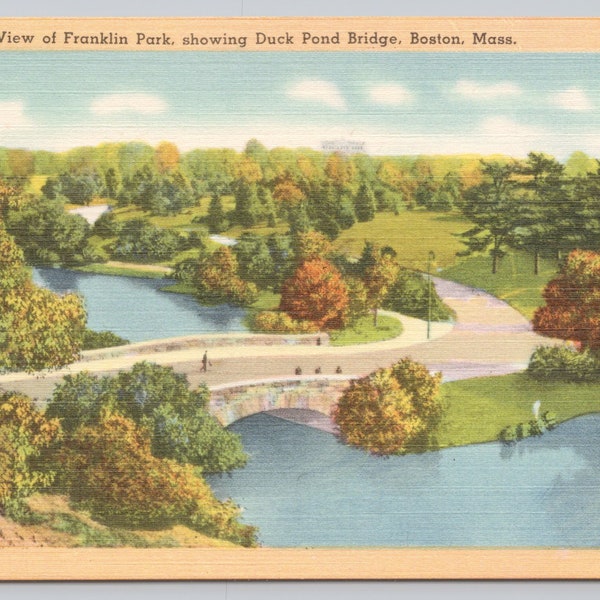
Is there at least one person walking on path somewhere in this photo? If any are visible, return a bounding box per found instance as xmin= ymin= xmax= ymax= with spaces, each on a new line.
xmin=202 ymin=350 xmax=208 ymax=372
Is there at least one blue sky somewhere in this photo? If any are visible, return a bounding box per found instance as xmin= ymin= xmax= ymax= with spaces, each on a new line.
xmin=0 ymin=51 xmax=598 ymax=158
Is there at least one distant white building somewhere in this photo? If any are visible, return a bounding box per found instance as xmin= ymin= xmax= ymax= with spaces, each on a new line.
xmin=321 ymin=139 xmax=366 ymax=154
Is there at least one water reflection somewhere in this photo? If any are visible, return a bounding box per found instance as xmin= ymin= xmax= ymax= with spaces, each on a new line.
xmin=208 ymin=413 xmax=600 ymax=547
xmin=32 ymin=267 xmax=248 ymax=342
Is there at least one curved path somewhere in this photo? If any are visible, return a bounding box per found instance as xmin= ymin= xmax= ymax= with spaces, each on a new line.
xmin=0 ymin=278 xmax=558 ymax=401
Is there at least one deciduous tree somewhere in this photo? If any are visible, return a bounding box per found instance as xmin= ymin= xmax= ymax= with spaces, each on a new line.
xmin=195 ymin=246 xmax=258 ymax=305
xmin=533 ymin=249 xmax=600 ymax=350
xmin=279 ymin=257 xmax=349 ymax=329
xmin=0 ymin=393 xmax=61 ymax=513
xmin=58 ymin=413 xmax=256 ymax=545
xmin=332 ymin=358 xmax=442 ymax=455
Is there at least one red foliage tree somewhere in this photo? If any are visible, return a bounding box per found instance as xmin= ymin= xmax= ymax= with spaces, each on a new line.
xmin=533 ymin=249 xmax=600 ymax=350
xmin=279 ymin=257 xmax=349 ymax=330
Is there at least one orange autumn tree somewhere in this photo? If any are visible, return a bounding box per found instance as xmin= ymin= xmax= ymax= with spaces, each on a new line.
xmin=154 ymin=141 xmax=180 ymax=174
xmin=332 ymin=358 xmax=443 ymax=455
xmin=279 ymin=257 xmax=349 ymax=330
xmin=195 ymin=246 xmax=258 ymax=306
xmin=59 ymin=413 xmax=257 ymax=546
xmin=533 ymin=249 xmax=600 ymax=350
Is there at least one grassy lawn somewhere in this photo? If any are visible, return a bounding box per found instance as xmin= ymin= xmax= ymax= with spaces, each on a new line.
xmin=17 ymin=494 xmax=238 ymax=548
xmin=75 ymin=263 xmax=168 ymax=279
xmin=441 ymin=251 xmax=559 ymax=319
xmin=332 ymin=209 xmax=472 ymax=270
xmin=439 ymin=373 xmax=600 ymax=448
xmin=329 ymin=315 xmax=403 ymax=346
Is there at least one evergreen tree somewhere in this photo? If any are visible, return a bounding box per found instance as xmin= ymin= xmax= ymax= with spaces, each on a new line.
xmin=354 ymin=182 xmax=377 ymax=222
xmin=234 ymin=181 xmax=262 ymax=227
xmin=206 ymin=192 xmax=229 ymax=233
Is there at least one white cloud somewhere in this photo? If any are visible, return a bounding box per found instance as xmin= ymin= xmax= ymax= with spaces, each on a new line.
xmin=480 ymin=116 xmax=542 ymax=138
xmin=368 ymin=83 xmax=413 ymax=106
xmin=0 ymin=101 xmax=31 ymax=128
xmin=286 ymin=80 xmax=346 ymax=109
xmin=453 ymin=80 xmax=522 ymax=100
xmin=551 ymin=87 xmax=593 ymax=111
xmin=90 ymin=93 xmax=167 ymax=116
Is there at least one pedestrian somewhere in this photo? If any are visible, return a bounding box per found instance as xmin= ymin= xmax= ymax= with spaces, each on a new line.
xmin=202 ymin=350 xmax=208 ymax=372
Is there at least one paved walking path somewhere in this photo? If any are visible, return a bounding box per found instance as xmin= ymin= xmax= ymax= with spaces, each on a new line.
xmin=0 ymin=278 xmax=558 ymax=401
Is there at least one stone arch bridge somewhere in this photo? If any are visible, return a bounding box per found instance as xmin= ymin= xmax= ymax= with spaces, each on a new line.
xmin=209 ymin=375 xmax=354 ymax=427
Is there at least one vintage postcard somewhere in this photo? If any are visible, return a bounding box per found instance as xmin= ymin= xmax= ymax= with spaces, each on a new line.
xmin=0 ymin=17 xmax=600 ymax=580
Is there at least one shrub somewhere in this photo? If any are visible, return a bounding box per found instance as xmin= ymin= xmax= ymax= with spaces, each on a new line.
xmin=499 ymin=411 xmax=559 ymax=444
xmin=526 ymin=345 xmax=599 ymax=383
xmin=542 ymin=411 xmax=558 ymax=430
xmin=82 ymin=329 xmax=129 ymax=350
xmin=384 ymin=269 xmax=454 ymax=321
xmin=251 ymin=311 xmax=318 ymax=334
xmin=499 ymin=425 xmax=517 ymax=443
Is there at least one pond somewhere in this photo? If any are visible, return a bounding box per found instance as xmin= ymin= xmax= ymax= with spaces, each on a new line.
xmin=207 ymin=412 xmax=600 ymax=548
xmin=32 ymin=267 xmax=248 ymax=343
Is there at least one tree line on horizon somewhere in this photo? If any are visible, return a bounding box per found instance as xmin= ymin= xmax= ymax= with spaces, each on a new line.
xmin=3 ymin=139 xmax=600 ymax=274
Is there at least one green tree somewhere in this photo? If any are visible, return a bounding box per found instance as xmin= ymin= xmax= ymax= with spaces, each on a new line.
xmin=427 ymin=172 xmax=462 ymax=211
xmin=233 ymin=233 xmax=275 ymax=289
xmin=112 ymin=219 xmax=182 ymax=263
xmin=384 ymin=269 xmax=453 ymax=321
xmin=0 ymin=393 xmax=62 ymax=515
xmin=234 ymin=181 xmax=262 ymax=227
xmin=47 ymin=362 xmax=248 ymax=474
xmin=103 ymin=167 xmax=121 ymax=200
xmin=359 ymin=242 xmax=399 ymax=326
xmin=206 ymin=192 xmax=229 ymax=234
xmin=6 ymin=199 xmax=92 ymax=266
xmin=516 ymin=153 xmax=566 ymax=274
xmin=354 ymin=181 xmax=377 ymax=222
xmin=459 ymin=161 xmax=525 ymax=274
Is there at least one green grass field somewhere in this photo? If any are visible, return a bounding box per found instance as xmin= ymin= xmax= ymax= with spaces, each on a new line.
xmin=441 ymin=251 xmax=559 ymax=318
xmin=75 ymin=263 xmax=168 ymax=279
xmin=329 ymin=315 xmax=403 ymax=346
xmin=438 ymin=373 xmax=600 ymax=448
xmin=333 ymin=209 xmax=472 ymax=270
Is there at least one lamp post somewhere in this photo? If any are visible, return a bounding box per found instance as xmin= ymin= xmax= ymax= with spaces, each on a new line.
xmin=427 ymin=250 xmax=435 ymax=340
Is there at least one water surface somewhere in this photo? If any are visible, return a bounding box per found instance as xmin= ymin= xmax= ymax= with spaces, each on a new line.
xmin=32 ymin=267 xmax=247 ymax=342
xmin=208 ymin=413 xmax=600 ymax=548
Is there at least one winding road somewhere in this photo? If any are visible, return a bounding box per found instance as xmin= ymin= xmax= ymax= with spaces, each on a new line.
xmin=0 ymin=277 xmax=558 ymax=403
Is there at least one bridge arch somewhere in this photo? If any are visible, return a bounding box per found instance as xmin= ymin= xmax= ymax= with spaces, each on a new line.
xmin=209 ymin=376 xmax=353 ymax=426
